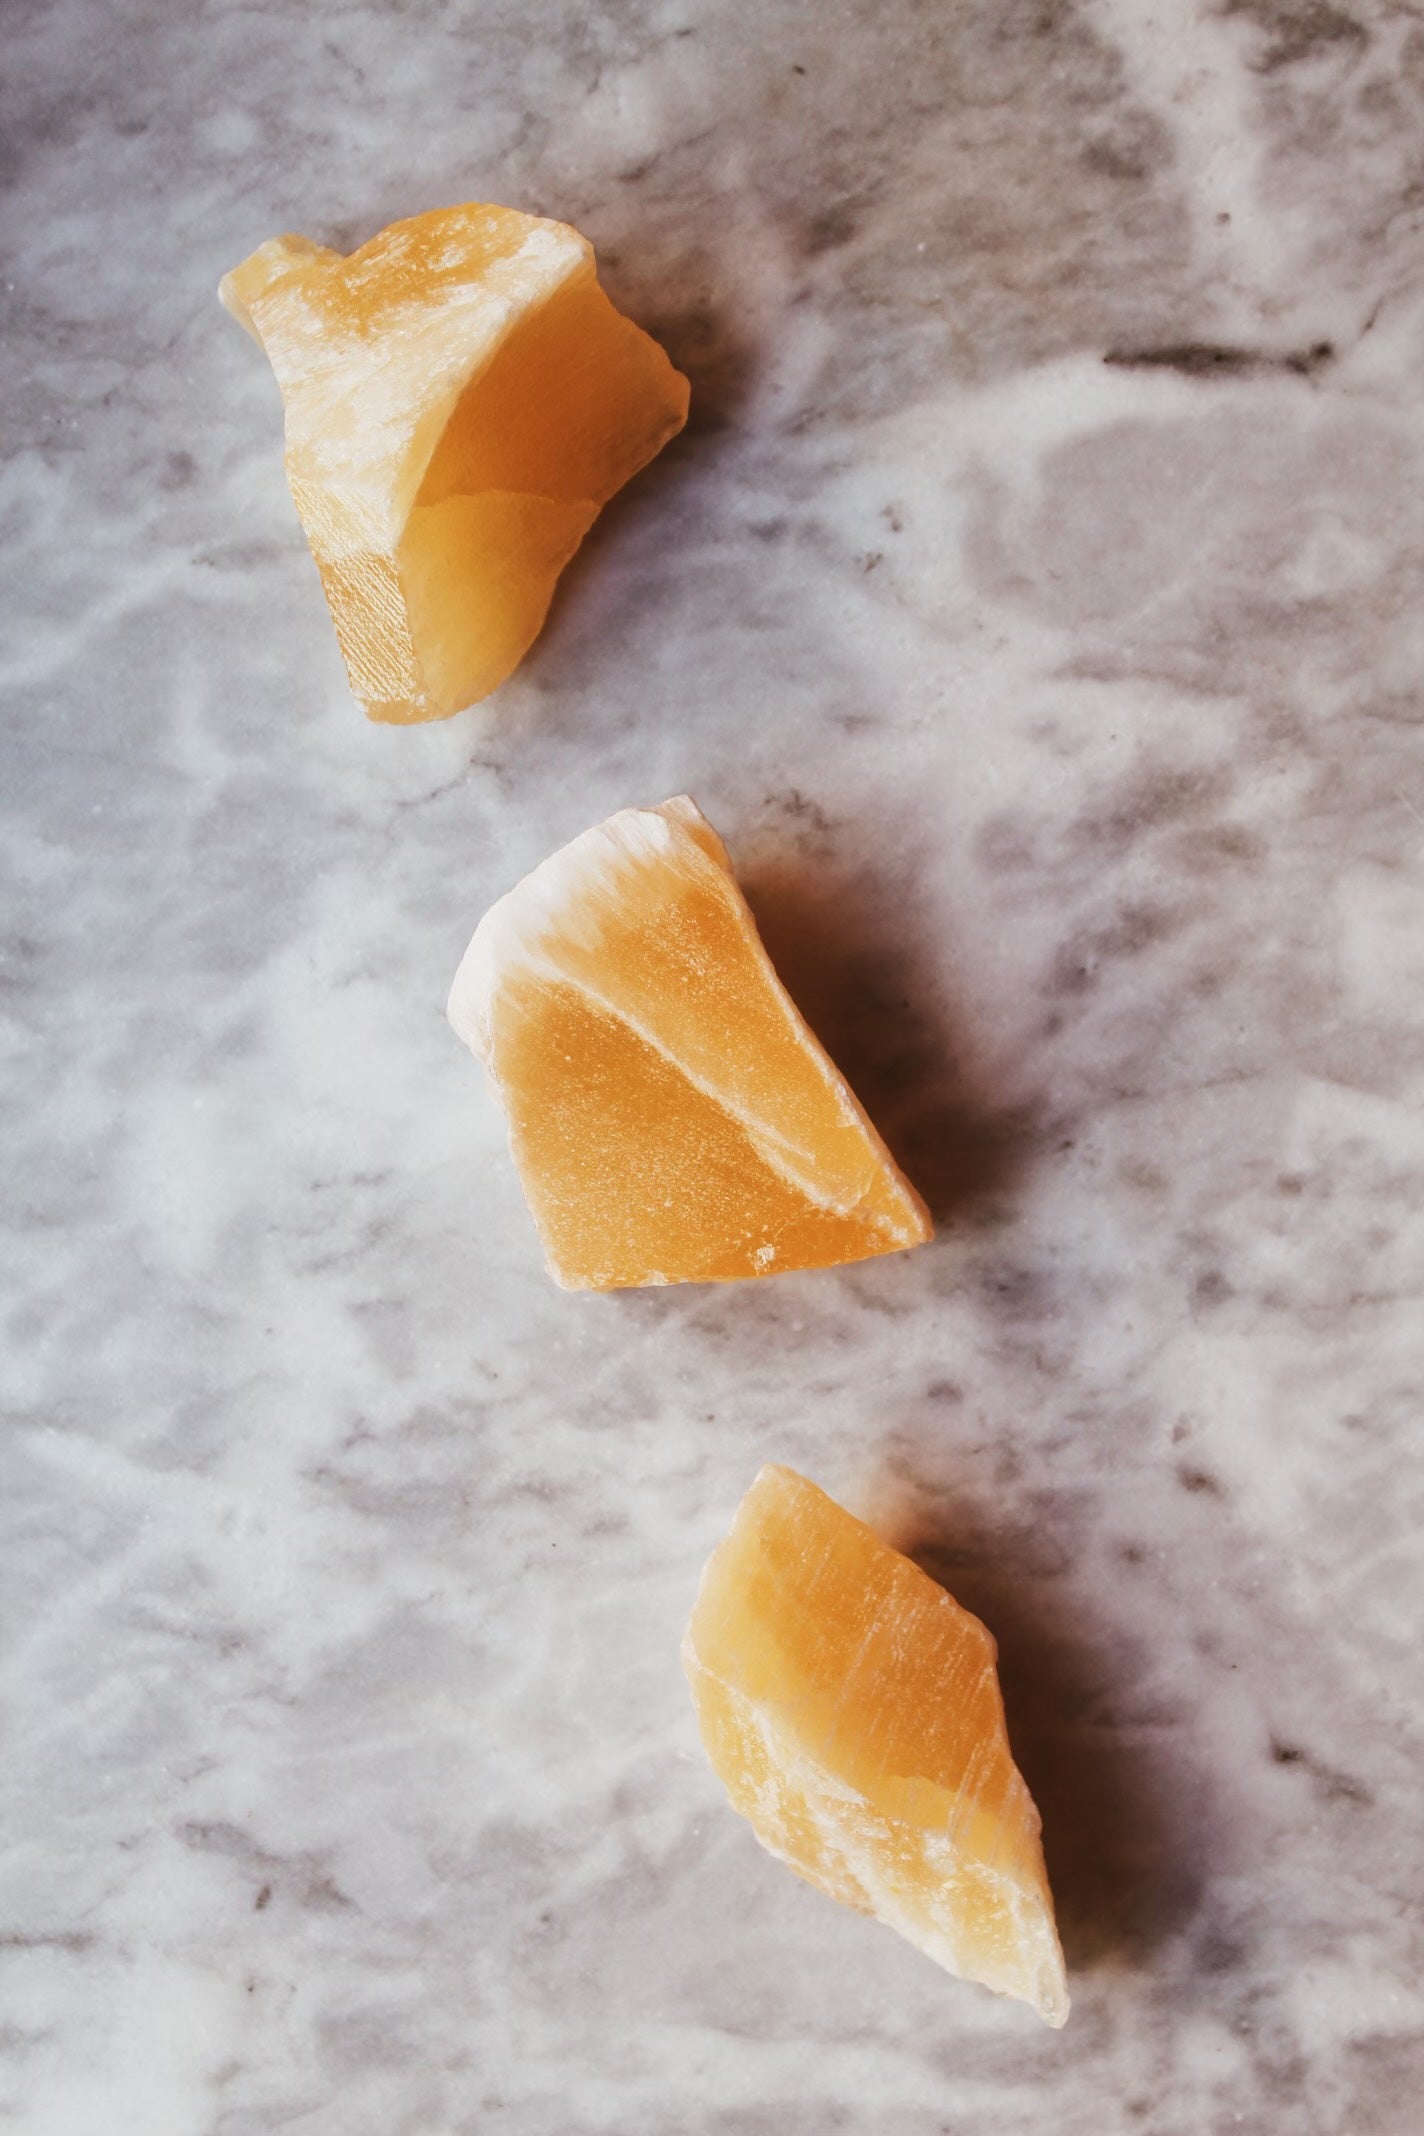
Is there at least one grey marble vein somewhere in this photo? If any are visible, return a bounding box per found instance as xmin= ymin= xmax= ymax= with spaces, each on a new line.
xmin=3 ymin=0 xmax=1424 ymax=2131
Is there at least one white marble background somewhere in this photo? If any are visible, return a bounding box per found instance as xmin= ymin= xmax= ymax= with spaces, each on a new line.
xmin=5 ymin=1 xmax=1424 ymax=2130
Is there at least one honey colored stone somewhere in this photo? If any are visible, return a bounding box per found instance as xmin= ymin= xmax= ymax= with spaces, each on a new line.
xmin=221 ymin=204 xmax=689 ymax=722
xmin=683 ymin=1466 xmax=1069 ymax=2026
xmin=447 ymin=797 xmax=932 ymax=1290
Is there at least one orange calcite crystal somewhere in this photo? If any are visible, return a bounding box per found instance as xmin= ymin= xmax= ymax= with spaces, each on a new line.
xmin=221 ymin=204 xmax=689 ymax=722
xmin=683 ymin=1466 xmax=1069 ymax=2025
xmin=446 ymin=797 xmax=931 ymax=1289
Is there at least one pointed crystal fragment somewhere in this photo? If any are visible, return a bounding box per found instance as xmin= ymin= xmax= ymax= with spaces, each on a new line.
xmin=683 ymin=1465 xmax=1069 ymax=2025
xmin=447 ymin=798 xmax=931 ymax=1289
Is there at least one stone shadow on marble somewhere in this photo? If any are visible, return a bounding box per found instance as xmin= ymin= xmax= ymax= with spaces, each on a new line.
xmin=523 ymin=290 xmax=756 ymax=677
xmin=890 ymin=1494 xmax=1206 ymax=1972
xmin=552 ymin=294 xmax=756 ymax=570
xmin=631 ymin=299 xmax=758 ymax=439
xmin=740 ymin=852 xmax=1035 ymax=1227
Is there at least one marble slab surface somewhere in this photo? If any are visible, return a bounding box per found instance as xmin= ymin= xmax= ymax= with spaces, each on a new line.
xmin=5 ymin=1 xmax=1424 ymax=2130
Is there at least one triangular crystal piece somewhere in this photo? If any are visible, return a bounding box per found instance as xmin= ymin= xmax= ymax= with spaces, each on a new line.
xmin=448 ymin=797 xmax=931 ymax=1289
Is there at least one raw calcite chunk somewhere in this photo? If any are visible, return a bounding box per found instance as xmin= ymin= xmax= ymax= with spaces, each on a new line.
xmin=221 ymin=203 xmax=689 ymax=721
xmin=683 ymin=1466 xmax=1069 ymax=2026
xmin=446 ymin=797 xmax=932 ymax=1289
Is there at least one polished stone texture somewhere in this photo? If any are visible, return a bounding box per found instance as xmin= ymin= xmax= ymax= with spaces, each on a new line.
xmin=4 ymin=1 xmax=1424 ymax=2130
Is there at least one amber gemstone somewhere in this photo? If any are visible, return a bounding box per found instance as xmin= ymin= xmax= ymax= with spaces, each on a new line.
xmin=683 ymin=1465 xmax=1068 ymax=2025
xmin=221 ymin=204 xmax=688 ymax=721
xmin=447 ymin=797 xmax=931 ymax=1289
